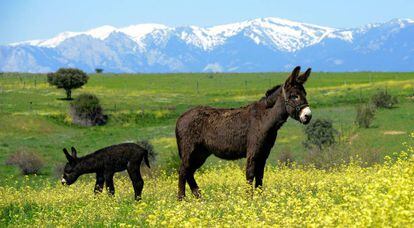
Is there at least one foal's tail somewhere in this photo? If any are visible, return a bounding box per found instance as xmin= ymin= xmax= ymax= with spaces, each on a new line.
xmin=143 ymin=150 xmax=151 ymax=168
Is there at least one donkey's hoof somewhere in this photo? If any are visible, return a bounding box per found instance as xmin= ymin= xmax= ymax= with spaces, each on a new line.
xmin=177 ymin=195 xmax=185 ymax=201
xmin=192 ymin=189 xmax=202 ymax=199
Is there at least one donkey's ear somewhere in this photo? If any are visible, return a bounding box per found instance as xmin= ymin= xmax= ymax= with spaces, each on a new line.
xmin=296 ymin=68 xmax=311 ymax=84
xmin=70 ymin=147 xmax=78 ymax=159
xmin=63 ymin=148 xmax=75 ymax=163
xmin=286 ymin=66 xmax=301 ymax=85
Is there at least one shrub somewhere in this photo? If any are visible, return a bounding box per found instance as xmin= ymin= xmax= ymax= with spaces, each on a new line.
xmin=277 ymin=148 xmax=295 ymax=167
xmin=136 ymin=140 xmax=157 ymax=165
xmin=165 ymin=149 xmax=181 ymax=175
xmin=371 ymin=90 xmax=398 ymax=109
xmin=70 ymin=93 xmax=107 ymax=126
xmin=355 ymin=103 xmax=376 ymax=128
xmin=47 ymin=68 xmax=88 ymax=100
xmin=304 ymin=144 xmax=382 ymax=169
xmin=5 ymin=149 xmax=45 ymax=175
xmin=53 ymin=163 xmax=65 ymax=179
xmin=303 ymin=119 xmax=338 ymax=150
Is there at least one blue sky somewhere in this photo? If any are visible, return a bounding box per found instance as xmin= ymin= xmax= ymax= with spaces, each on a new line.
xmin=1 ymin=0 xmax=413 ymax=45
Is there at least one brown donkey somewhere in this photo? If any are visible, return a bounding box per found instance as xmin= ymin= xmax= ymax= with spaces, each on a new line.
xmin=175 ymin=66 xmax=313 ymax=200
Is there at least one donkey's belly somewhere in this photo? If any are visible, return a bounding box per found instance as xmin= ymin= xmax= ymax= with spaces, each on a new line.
xmin=203 ymin=131 xmax=247 ymax=160
xmin=213 ymin=150 xmax=246 ymax=160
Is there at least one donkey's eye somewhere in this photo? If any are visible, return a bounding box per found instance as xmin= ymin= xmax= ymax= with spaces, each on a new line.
xmin=290 ymin=95 xmax=299 ymax=100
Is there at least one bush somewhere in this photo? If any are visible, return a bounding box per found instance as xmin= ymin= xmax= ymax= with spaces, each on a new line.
xmin=304 ymin=144 xmax=382 ymax=169
xmin=303 ymin=119 xmax=338 ymax=150
xmin=371 ymin=90 xmax=398 ymax=109
xmin=70 ymin=93 xmax=107 ymax=126
xmin=47 ymin=68 xmax=88 ymax=100
xmin=277 ymin=148 xmax=295 ymax=167
xmin=53 ymin=163 xmax=65 ymax=179
xmin=5 ymin=149 xmax=45 ymax=175
xmin=165 ymin=150 xmax=181 ymax=175
xmin=136 ymin=140 xmax=157 ymax=165
xmin=355 ymin=103 xmax=376 ymax=128
xmin=95 ymin=68 xmax=103 ymax=74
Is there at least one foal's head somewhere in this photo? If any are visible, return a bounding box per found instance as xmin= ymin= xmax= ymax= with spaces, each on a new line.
xmin=61 ymin=147 xmax=80 ymax=185
xmin=282 ymin=66 xmax=312 ymax=124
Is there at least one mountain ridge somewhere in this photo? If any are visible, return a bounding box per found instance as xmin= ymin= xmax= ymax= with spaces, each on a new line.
xmin=2 ymin=17 xmax=414 ymax=73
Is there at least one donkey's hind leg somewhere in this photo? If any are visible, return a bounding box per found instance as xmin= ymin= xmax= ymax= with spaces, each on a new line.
xmin=178 ymin=161 xmax=188 ymax=200
xmin=187 ymin=147 xmax=211 ymax=198
xmin=177 ymin=142 xmax=195 ymax=200
xmin=127 ymin=162 xmax=144 ymax=201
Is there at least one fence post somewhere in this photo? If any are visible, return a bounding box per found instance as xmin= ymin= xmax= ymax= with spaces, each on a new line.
xmin=196 ymin=81 xmax=199 ymax=94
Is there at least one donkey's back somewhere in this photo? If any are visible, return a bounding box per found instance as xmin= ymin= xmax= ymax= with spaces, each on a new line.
xmin=92 ymin=143 xmax=150 ymax=169
xmin=176 ymin=106 xmax=252 ymax=160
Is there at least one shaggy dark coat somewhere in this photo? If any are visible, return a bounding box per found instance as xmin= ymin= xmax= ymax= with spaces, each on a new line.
xmin=62 ymin=143 xmax=150 ymax=201
xmin=176 ymin=66 xmax=312 ymax=199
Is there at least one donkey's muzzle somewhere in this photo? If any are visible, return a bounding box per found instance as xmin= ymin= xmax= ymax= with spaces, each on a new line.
xmin=299 ymin=107 xmax=312 ymax=124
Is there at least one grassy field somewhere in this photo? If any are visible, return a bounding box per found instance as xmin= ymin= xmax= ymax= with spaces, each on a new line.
xmin=0 ymin=72 xmax=414 ymax=226
xmin=1 ymin=72 xmax=414 ymax=177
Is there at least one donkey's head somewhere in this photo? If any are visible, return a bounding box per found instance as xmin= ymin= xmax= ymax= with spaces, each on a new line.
xmin=282 ymin=66 xmax=312 ymax=124
xmin=61 ymin=147 xmax=80 ymax=185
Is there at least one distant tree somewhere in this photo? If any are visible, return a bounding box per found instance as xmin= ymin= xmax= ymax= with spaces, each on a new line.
xmin=95 ymin=68 xmax=103 ymax=74
xmin=47 ymin=68 xmax=88 ymax=100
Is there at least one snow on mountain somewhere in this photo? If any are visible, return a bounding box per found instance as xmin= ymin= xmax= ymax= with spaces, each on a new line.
xmin=2 ymin=17 xmax=414 ymax=72
xmin=11 ymin=17 xmax=344 ymax=51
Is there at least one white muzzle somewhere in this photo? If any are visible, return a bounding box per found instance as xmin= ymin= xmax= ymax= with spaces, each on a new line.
xmin=299 ymin=107 xmax=312 ymax=123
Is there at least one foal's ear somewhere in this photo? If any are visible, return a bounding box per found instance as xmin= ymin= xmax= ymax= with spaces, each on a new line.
xmin=63 ymin=148 xmax=75 ymax=163
xmin=286 ymin=66 xmax=301 ymax=86
xmin=296 ymin=68 xmax=311 ymax=84
xmin=71 ymin=147 xmax=78 ymax=159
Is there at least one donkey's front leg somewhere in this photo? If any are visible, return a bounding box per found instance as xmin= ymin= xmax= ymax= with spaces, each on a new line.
xmin=104 ymin=171 xmax=115 ymax=196
xmin=254 ymin=159 xmax=266 ymax=188
xmin=94 ymin=171 xmax=104 ymax=194
xmin=245 ymin=154 xmax=256 ymax=186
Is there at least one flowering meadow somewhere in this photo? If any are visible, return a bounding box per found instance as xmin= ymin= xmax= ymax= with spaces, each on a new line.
xmin=1 ymin=144 xmax=413 ymax=227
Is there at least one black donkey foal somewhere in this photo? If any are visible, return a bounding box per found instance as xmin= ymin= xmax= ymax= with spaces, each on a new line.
xmin=61 ymin=143 xmax=150 ymax=201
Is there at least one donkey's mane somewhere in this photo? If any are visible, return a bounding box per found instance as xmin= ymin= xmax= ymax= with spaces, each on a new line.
xmin=258 ymin=84 xmax=281 ymax=108
xmin=265 ymin=85 xmax=281 ymax=97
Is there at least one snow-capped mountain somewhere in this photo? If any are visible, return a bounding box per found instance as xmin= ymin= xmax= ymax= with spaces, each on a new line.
xmin=2 ymin=17 xmax=414 ymax=72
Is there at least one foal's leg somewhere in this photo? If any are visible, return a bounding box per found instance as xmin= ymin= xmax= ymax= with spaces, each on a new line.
xmin=104 ymin=172 xmax=115 ymax=196
xmin=94 ymin=171 xmax=105 ymax=194
xmin=127 ymin=163 xmax=144 ymax=201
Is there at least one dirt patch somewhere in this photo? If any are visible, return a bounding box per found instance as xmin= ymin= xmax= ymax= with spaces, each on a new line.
xmin=383 ymin=131 xmax=406 ymax=135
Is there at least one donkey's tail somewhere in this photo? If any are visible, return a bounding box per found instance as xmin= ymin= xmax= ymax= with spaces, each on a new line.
xmin=144 ymin=150 xmax=151 ymax=168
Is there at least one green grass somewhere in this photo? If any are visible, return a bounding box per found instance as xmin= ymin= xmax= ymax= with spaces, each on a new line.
xmin=1 ymin=72 xmax=414 ymax=183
